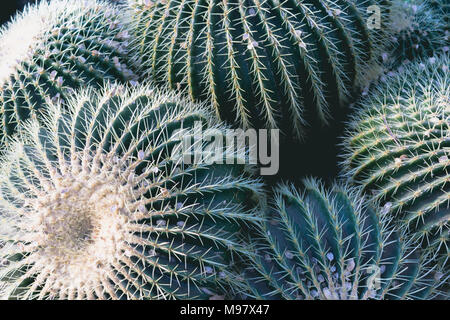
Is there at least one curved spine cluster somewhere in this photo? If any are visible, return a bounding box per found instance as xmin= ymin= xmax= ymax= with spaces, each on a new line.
xmin=342 ymin=54 xmax=449 ymax=261
xmin=0 ymin=0 xmax=137 ymax=147
xmin=126 ymin=0 xmax=391 ymax=138
xmin=240 ymin=179 xmax=447 ymax=300
xmin=0 ymin=83 xmax=264 ymax=300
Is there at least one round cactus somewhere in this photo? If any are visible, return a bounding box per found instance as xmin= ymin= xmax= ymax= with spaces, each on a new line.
xmin=386 ymin=0 xmax=448 ymax=68
xmin=0 ymin=0 xmax=137 ymax=147
xmin=0 ymin=83 xmax=264 ymax=300
xmin=240 ymin=179 xmax=447 ymax=300
xmin=126 ymin=0 xmax=391 ymax=138
xmin=342 ymin=54 xmax=449 ymax=260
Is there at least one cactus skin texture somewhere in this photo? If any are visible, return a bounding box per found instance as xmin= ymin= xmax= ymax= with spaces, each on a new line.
xmin=0 ymin=84 xmax=264 ymax=300
xmin=342 ymin=54 xmax=449 ymax=265
xmin=0 ymin=0 xmax=137 ymax=147
xmin=127 ymin=0 xmax=391 ymax=139
xmin=239 ymin=179 xmax=447 ymax=300
xmin=386 ymin=0 xmax=449 ymax=68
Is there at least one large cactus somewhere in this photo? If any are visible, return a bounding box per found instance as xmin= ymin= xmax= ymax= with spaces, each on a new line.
xmin=341 ymin=54 xmax=449 ymax=261
xmin=0 ymin=84 xmax=264 ymax=300
xmin=240 ymin=179 xmax=447 ymax=300
xmin=126 ymin=0 xmax=391 ymax=138
xmin=0 ymin=0 xmax=137 ymax=147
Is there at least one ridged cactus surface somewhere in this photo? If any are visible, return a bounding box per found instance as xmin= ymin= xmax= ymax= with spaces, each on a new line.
xmin=241 ymin=179 xmax=447 ymax=300
xmin=0 ymin=84 xmax=264 ymax=300
xmin=0 ymin=0 xmax=136 ymax=147
xmin=342 ymin=54 xmax=449 ymax=257
xmin=127 ymin=0 xmax=390 ymax=138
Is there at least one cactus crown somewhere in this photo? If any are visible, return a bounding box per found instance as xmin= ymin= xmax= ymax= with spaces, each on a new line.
xmin=342 ymin=54 xmax=449 ymax=256
xmin=126 ymin=0 xmax=391 ymax=138
xmin=386 ymin=0 xmax=448 ymax=67
xmin=241 ymin=179 xmax=447 ymax=300
xmin=0 ymin=83 xmax=264 ymax=300
xmin=0 ymin=0 xmax=136 ymax=147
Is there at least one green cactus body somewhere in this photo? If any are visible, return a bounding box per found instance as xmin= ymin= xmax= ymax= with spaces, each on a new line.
xmin=127 ymin=0 xmax=390 ymax=138
xmin=0 ymin=0 xmax=137 ymax=147
xmin=387 ymin=0 xmax=448 ymax=68
xmin=0 ymin=84 xmax=264 ymax=300
xmin=241 ymin=179 xmax=447 ymax=300
xmin=342 ymin=54 xmax=449 ymax=261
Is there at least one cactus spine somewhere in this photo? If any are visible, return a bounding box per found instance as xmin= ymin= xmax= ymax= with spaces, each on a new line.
xmin=342 ymin=54 xmax=449 ymax=262
xmin=126 ymin=0 xmax=391 ymax=138
xmin=0 ymin=0 xmax=137 ymax=147
xmin=240 ymin=179 xmax=447 ymax=300
xmin=0 ymin=84 xmax=265 ymax=300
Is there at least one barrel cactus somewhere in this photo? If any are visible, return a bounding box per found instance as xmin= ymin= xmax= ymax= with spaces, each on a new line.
xmin=126 ymin=0 xmax=391 ymax=138
xmin=0 ymin=84 xmax=264 ymax=300
xmin=386 ymin=0 xmax=448 ymax=68
xmin=0 ymin=0 xmax=137 ymax=147
xmin=342 ymin=54 xmax=449 ymax=262
xmin=240 ymin=179 xmax=447 ymax=300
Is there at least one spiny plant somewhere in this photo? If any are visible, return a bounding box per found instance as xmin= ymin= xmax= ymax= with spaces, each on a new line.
xmin=386 ymin=0 xmax=448 ymax=68
xmin=239 ymin=179 xmax=447 ymax=300
xmin=341 ymin=54 xmax=449 ymax=263
xmin=0 ymin=0 xmax=137 ymax=147
xmin=0 ymin=83 xmax=265 ymax=300
xmin=126 ymin=0 xmax=391 ymax=139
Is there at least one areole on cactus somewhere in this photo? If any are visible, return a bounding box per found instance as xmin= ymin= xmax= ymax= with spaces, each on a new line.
xmin=0 ymin=83 xmax=265 ymax=300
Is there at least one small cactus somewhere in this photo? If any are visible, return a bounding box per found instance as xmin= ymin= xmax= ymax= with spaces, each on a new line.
xmin=0 ymin=84 xmax=264 ymax=300
xmin=386 ymin=0 xmax=448 ymax=68
xmin=126 ymin=0 xmax=391 ymax=138
xmin=0 ymin=0 xmax=137 ymax=147
xmin=342 ymin=54 xmax=449 ymax=261
xmin=240 ymin=179 xmax=447 ymax=300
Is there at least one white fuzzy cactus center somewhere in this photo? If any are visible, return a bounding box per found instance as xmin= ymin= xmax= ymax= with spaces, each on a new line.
xmin=0 ymin=9 xmax=46 ymax=87
xmin=24 ymin=153 xmax=136 ymax=284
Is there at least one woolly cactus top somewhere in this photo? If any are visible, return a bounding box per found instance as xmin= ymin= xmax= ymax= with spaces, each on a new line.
xmin=241 ymin=179 xmax=447 ymax=300
xmin=0 ymin=84 xmax=264 ymax=300
xmin=342 ymin=54 xmax=449 ymax=252
xmin=0 ymin=3 xmax=49 ymax=84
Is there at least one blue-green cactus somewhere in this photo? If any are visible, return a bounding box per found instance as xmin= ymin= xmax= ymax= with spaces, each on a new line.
xmin=240 ymin=179 xmax=447 ymax=299
xmin=386 ymin=0 xmax=448 ymax=68
xmin=0 ymin=83 xmax=265 ymax=300
xmin=0 ymin=0 xmax=137 ymax=147
xmin=342 ymin=54 xmax=449 ymax=265
xmin=126 ymin=0 xmax=392 ymax=138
